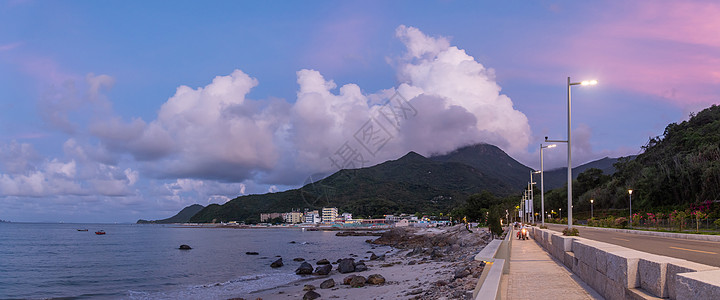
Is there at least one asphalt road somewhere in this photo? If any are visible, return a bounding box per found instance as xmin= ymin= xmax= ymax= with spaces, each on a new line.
xmin=544 ymin=223 xmax=720 ymax=267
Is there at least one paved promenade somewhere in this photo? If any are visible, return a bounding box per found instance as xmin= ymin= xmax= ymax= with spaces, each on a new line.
xmin=500 ymin=236 xmax=603 ymax=300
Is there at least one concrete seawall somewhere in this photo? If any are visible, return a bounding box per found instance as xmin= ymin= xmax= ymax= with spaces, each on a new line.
xmin=530 ymin=227 xmax=720 ymax=299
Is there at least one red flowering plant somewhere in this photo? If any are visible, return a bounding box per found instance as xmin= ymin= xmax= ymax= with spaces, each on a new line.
xmin=692 ymin=210 xmax=707 ymax=232
xmin=669 ymin=210 xmax=688 ymax=231
xmin=646 ymin=213 xmax=658 ymax=229
xmin=654 ymin=212 xmax=665 ymax=229
xmin=631 ymin=213 xmax=643 ymax=227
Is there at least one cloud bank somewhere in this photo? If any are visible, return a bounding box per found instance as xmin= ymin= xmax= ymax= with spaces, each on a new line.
xmin=1 ymin=25 xmax=531 ymax=220
xmin=89 ymin=25 xmax=531 ymax=184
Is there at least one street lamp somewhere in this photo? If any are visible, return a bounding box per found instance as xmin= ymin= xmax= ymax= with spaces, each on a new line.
xmin=540 ymin=144 xmax=556 ymax=226
xmin=559 ymin=208 xmax=562 ymax=219
xmin=530 ymin=170 xmax=540 ymax=224
xmin=628 ymin=189 xmax=633 ymax=225
xmin=590 ymin=199 xmax=594 ymax=220
xmin=546 ymin=77 xmax=598 ymax=230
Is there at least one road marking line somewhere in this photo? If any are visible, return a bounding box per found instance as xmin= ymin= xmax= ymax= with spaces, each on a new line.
xmin=669 ymin=246 xmax=717 ymax=255
xmin=613 ymin=238 xmax=631 ymax=242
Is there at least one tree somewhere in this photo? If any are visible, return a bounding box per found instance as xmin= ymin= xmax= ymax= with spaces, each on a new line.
xmin=465 ymin=191 xmax=498 ymax=222
xmin=487 ymin=206 xmax=503 ymax=239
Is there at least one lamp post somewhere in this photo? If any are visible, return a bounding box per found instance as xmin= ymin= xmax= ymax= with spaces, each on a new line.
xmin=540 ymin=144 xmax=556 ymax=226
xmin=530 ymin=171 xmax=540 ymax=224
xmin=590 ymin=199 xmax=594 ymax=220
xmin=546 ymin=77 xmax=597 ymax=230
xmin=559 ymin=208 xmax=562 ymax=219
xmin=628 ymin=189 xmax=633 ymax=225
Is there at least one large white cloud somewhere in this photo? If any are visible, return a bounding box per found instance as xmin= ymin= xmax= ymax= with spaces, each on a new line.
xmin=394 ymin=25 xmax=531 ymax=155
xmin=2 ymin=25 xmax=534 ymax=221
xmin=88 ymin=25 xmax=531 ymax=186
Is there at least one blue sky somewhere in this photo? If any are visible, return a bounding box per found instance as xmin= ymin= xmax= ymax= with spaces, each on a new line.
xmin=1 ymin=1 xmax=718 ymax=222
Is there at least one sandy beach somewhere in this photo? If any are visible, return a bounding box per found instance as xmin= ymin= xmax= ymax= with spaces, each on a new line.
xmin=235 ymin=225 xmax=491 ymax=300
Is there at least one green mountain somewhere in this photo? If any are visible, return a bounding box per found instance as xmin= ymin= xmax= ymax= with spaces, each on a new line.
xmin=429 ymin=143 xmax=533 ymax=189
xmin=189 ymin=146 xmax=528 ymax=223
xmin=542 ymin=156 xmax=625 ymax=190
xmin=574 ymin=104 xmax=720 ymax=211
xmin=137 ymin=204 xmax=205 ymax=224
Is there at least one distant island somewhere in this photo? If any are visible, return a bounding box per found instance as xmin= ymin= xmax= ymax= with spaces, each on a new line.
xmin=137 ymin=204 xmax=204 ymax=224
xmin=0 ymin=219 xmax=10 ymax=223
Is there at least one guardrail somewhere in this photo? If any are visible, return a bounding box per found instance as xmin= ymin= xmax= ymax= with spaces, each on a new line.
xmin=530 ymin=226 xmax=720 ymax=299
xmin=472 ymin=227 xmax=512 ymax=300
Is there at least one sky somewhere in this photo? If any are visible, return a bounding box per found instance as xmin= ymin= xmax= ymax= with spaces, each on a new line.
xmin=1 ymin=1 xmax=719 ymax=223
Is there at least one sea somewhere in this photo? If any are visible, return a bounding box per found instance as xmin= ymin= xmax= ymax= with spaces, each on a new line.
xmin=0 ymin=223 xmax=385 ymax=300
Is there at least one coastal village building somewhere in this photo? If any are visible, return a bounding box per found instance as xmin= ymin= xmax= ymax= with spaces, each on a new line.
xmin=322 ymin=207 xmax=338 ymax=223
xmin=283 ymin=212 xmax=303 ymax=224
xmin=341 ymin=213 xmax=352 ymax=220
xmin=260 ymin=213 xmax=282 ymax=222
xmin=304 ymin=210 xmax=320 ymax=224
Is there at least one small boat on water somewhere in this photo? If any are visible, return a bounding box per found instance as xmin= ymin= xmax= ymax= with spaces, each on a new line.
xmin=77 ymin=229 xmax=89 ymax=231
xmin=95 ymin=230 xmax=106 ymax=235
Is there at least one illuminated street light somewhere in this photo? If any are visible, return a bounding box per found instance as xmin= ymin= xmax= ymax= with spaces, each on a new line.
xmin=540 ymin=144 xmax=556 ymax=226
xmin=530 ymin=170 xmax=540 ymax=224
xmin=546 ymin=77 xmax=598 ymax=230
xmin=628 ymin=189 xmax=633 ymax=226
xmin=590 ymin=199 xmax=594 ymax=220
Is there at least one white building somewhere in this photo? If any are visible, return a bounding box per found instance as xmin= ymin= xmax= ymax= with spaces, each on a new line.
xmin=304 ymin=210 xmax=320 ymax=224
xmin=341 ymin=213 xmax=352 ymax=221
xmin=283 ymin=212 xmax=303 ymax=224
xmin=322 ymin=207 xmax=338 ymax=223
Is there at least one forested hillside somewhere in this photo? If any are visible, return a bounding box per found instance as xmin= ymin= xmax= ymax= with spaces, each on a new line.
xmin=189 ymin=145 xmax=530 ymax=223
xmin=555 ymin=105 xmax=720 ymax=212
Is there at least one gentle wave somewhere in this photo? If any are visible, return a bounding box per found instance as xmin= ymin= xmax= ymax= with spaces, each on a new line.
xmin=126 ymin=272 xmax=301 ymax=300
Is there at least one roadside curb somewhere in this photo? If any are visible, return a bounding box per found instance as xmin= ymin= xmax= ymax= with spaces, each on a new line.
xmin=548 ymin=224 xmax=720 ymax=242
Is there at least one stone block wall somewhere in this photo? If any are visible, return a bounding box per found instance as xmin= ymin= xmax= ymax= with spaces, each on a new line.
xmin=529 ymin=227 xmax=720 ymax=300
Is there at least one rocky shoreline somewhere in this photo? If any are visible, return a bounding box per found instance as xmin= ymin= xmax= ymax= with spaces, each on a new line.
xmin=236 ymin=224 xmax=491 ymax=300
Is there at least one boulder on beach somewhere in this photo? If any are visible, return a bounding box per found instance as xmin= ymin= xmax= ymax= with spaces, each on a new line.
xmin=303 ymin=284 xmax=316 ymax=291
xmin=367 ymin=274 xmax=386 ymax=285
xmin=320 ymin=278 xmax=335 ymax=289
xmin=354 ymin=262 xmax=368 ymax=272
xmin=296 ymin=262 xmax=313 ymax=275
xmin=406 ymin=247 xmax=423 ymax=256
xmin=343 ymin=275 xmax=366 ymax=288
xmin=245 ymin=252 xmax=259 ymax=255
xmin=315 ymin=264 xmax=332 ymax=275
xmin=179 ymin=244 xmax=192 ymax=250
xmin=369 ymin=252 xmax=379 ymax=260
xmin=454 ymin=266 xmax=471 ymax=279
xmin=293 ymin=257 xmax=305 ymax=262
xmin=430 ymin=248 xmax=444 ymax=260
xmin=303 ymin=290 xmax=321 ymax=300
xmin=316 ymin=259 xmax=330 ymax=265
xmin=338 ymin=258 xmax=355 ymax=273
xmin=270 ymin=258 xmax=283 ymax=268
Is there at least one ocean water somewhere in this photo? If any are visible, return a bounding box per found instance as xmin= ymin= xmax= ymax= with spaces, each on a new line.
xmin=0 ymin=223 xmax=383 ymax=300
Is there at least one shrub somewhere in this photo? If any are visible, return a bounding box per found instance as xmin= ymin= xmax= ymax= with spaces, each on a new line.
xmin=669 ymin=210 xmax=688 ymax=231
xmin=539 ymin=224 xmax=548 ymax=229
xmin=692 ymin=211 xmax=706 ymax=232
xmin=601 ymin=216 xmax=615 ymax=228
xmin=614 ymin=217 xmax=628 ymax=229
xmin=563 ymin=227 xmax=580 ymax=236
